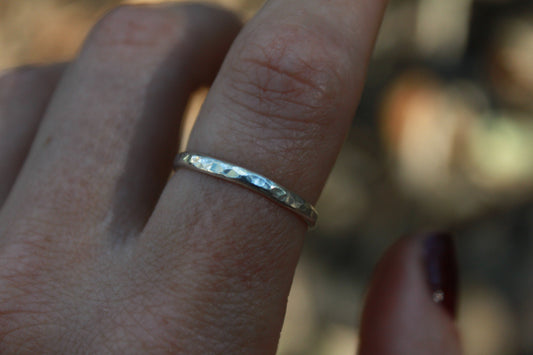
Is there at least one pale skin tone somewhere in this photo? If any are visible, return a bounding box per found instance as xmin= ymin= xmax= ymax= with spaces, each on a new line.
xmin=0 ymin=1 xmax=461 ymax=353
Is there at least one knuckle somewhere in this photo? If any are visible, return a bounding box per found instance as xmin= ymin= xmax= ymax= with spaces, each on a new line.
xmin=226 ymin=23 xmax=347 ymax=130
xmin=218 ymin=23 xmax=349 ymax=160
xmin=88 ymin=4 xmax=188 ymax=52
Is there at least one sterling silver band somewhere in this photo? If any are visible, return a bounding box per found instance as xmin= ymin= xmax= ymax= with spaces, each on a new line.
xmin=174 ymin=152 xmax=318 ymax=228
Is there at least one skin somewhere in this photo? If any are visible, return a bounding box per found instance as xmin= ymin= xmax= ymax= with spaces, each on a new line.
xmin=0 ymin=1 xmax=460 ymax=354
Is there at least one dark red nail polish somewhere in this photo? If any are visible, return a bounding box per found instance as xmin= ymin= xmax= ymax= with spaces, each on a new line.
xmin=423 ymin=232 xmax=458 ymax=317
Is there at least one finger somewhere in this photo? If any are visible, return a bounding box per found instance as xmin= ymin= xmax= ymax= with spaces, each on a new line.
xmin=0 ymin=4 xmax=241 ymax=245
xmin=0 ymin=64 xmax=64 ymax=207
xmin=141 ymin=0 xmax=387 ymax=352
xmin=359 ymin=233 xmax=461 ymax=355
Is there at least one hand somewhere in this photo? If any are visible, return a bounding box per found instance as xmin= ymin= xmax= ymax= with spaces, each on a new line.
xmin=0 ymin=1 xmax=460 ymax=354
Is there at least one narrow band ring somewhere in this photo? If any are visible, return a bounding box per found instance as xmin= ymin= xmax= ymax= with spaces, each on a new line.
xmin=174 ymin=152 xmax=318 ymax=228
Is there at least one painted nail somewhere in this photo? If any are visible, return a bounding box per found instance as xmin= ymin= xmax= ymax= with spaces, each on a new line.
xmin=423 ymin=232 xmax=458 ymax=317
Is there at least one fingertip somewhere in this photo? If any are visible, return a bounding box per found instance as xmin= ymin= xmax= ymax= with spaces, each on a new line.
xmin=358 ymin=233 xmax=461 ymax=355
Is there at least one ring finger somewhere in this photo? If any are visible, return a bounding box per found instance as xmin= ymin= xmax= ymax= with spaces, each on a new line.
xmin=140 ymin=0 xmax=388 ymax=352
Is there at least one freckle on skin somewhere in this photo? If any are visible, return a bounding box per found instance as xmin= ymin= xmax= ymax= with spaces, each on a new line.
xmin=43 ymin=136 xmax=53 ymax=147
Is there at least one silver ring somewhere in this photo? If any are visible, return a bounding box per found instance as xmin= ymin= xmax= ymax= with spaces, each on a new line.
xmin=174 ymin=152 xmax=318 ymax=228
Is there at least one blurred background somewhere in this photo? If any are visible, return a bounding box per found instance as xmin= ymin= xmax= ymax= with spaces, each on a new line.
xmin=2 ymin=0 xmax=533 ymax=353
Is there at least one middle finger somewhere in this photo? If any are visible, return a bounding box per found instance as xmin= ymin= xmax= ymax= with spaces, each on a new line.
xmin=0 ymin=4 xmax=241 ymax=249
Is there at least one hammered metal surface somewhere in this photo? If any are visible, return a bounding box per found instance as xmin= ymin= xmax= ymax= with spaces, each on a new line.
xmin=175 ymin=152 xmax=318 ymax=227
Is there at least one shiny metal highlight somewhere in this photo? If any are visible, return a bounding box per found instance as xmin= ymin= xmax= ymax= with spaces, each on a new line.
xmin=174 ymin=152 xmax=318 ymax=227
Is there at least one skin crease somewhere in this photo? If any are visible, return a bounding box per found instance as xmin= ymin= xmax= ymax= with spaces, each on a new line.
xmin=0 ymin=1 xmax=461 ymax=354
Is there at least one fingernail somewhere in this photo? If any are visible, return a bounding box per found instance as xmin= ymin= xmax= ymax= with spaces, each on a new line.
xmin=423 ymin=232 xmax=458 ymax=318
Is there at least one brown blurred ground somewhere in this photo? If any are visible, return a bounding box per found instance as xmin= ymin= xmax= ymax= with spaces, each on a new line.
xmin=2 ymin=0 xmax=533 ymax=354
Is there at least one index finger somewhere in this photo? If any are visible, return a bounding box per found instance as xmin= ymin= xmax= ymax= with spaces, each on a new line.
xmin=140 ymin=0 xmax=387 ymax=352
